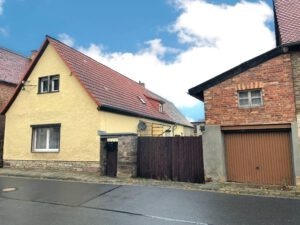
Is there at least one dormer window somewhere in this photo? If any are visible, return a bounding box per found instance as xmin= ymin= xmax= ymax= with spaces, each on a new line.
xmin=39 ymin=75 xmax=60 ymax=93
xmin=159 ymin=103 xmax=163 ymax=112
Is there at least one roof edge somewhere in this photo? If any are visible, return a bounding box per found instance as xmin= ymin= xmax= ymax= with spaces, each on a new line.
xmin=0 ymin=46 xmax=30 ymax=60
xmin=0 ymin=80 xmax=18 ymax=86
xmin=188 ymin=45 xmax=287 ymax=101
xmin=46 ymin=36 xmax=101 ymax=107
xmin=1 ymin=38 xmax=50 ymax=115
xmin=99 ymin=104 xmax=175 ymax=125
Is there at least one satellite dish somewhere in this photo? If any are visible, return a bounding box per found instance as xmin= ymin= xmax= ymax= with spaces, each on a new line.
xmin=138 ymin=121 xmax=147 ymax=131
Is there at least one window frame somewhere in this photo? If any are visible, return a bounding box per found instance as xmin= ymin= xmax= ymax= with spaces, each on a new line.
xmin=31 ymin=124 xmax=61 ymax=153
xmin=238 ymin=89 xmax=263 ymax=108
xmin=158 ymin=103 xmax=163 ymax=113
xmin=38 ymin=75 xmax=60 ymax=94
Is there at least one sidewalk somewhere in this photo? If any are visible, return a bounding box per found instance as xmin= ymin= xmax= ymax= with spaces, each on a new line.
xmin=1 ymin=168 xmax=300 ymax=199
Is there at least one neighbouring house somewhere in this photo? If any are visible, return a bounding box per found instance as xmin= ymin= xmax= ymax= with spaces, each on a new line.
xmin=191 ymin=120 xmax=205 ymax=136
xmin=0 ymin=47 xmax=30 ymax=167
xmin=188 ymin=0 xmax=300 ymax=186
xmin=1 ymin=36 xmax=193 ymax=173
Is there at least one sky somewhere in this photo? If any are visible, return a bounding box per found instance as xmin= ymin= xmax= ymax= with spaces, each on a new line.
xmin=0 ymin=0 xmax=276 ymax=121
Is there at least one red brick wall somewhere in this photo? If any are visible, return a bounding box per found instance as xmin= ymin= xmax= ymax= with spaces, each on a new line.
xmin=204 ymin=54 xmax=296 ymax=125
xmin=0 ymin=82 xmax=16 ymax=110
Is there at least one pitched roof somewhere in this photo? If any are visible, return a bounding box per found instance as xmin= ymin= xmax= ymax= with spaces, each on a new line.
xmin=274 ymin=0 xmax=300 ymax=46
xmin=2 ymin=36 xmax=190 ymax=126
xmin=189 ymin=43 xmax=300 ymax=101
xmin=0 ymin=47 xmax=31 ymax=84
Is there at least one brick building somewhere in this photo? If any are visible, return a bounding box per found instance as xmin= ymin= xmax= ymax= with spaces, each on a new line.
xmin=0 ymin=47 xmax=30 ymax=166
xmin=189 ymin=0 xmax=300 ymax=186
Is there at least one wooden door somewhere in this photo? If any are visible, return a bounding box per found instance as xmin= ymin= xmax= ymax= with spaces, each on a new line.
xmin=106 ymin=142 xmax=118 ymax=177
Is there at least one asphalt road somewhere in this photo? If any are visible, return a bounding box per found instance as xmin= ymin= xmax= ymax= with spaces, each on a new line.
xmin=0 ymin=177 xmax=299 ymax=225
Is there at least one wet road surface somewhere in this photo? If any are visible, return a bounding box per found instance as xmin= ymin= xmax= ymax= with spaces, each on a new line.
xmin=0 ymin=176 xmax=299 ymax=225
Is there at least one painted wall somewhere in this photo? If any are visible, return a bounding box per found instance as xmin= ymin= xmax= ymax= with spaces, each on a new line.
xmin=4 ymin=44 xmax=101 ymax=162
xmin=4 ymin=44 xmax=189 ymax=164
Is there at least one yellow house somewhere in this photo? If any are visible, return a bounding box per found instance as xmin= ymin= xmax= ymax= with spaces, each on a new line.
xmin=1 ymin=36 xmax=193 ymax=172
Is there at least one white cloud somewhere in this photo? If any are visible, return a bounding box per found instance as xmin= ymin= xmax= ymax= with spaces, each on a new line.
xmin=69 ymin=0 xmax=275 ymax=109
xmin=58 ymin=33 xmax=75 ymax=47
xmin=0 ymin=0 xmax=4 ymax=15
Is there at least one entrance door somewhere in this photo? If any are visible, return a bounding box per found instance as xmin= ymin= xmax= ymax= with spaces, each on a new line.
xmin=106 ymin=142 xmax=118 ymax=177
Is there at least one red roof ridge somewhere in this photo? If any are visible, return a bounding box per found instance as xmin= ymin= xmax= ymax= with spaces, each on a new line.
xmin=0 ymin=46 xmax=30 ymax=60
xmin=45 ymin=35 xmax=146 ymax=88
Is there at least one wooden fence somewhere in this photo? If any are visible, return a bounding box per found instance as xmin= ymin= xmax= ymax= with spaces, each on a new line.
xmin=137 ymin=136 xmax=204 ymax=183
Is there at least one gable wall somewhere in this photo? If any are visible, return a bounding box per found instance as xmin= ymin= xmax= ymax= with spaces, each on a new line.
xmin=4 ymin=44 xmax=102 ymax=162
xmin=204 ymin=54 xmax=296 ymax=126
xmin=3 ymin=44 xmax=183 ymax=171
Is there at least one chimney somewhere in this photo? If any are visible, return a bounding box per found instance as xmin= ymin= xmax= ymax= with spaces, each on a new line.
xmin=30 ymin=50 xmax=38 ymax=60
xmin=139 ymin=81 xmax=145 ymax=87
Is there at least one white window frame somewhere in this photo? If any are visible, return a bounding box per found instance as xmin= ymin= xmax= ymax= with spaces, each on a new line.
xmin=31 ymin=124 xmax=61 ymax=153
xmin=40 ymin=77 xmax=49 ymax=93
xmin=158 ymin=103 xmax=163 ymax=112
xmin=238 ymin=89 xmax=263 ymax=108
xmin=39 ymin=75 xmax=60 ymax=93
xmin=51 ymin=75 xmax=59 ymax=92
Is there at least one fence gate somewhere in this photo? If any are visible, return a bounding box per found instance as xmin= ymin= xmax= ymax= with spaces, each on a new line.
xmin=137 ymin=137 xmax=204 ymax=183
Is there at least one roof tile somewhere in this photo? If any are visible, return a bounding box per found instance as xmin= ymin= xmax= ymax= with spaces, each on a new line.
xmin=274 ymin=0 xmax=300 ymax=45
xmin=0 ymin=47 xmax=30 ymax=84
xmin=48 ymin=37 xmax=175 ymax=123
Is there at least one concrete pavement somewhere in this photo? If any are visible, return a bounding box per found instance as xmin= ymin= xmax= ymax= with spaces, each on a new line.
xmin=0 ymin=168 xmax=300 ymax=199
xmin=0 ymin=176 xmax=300 ymax=225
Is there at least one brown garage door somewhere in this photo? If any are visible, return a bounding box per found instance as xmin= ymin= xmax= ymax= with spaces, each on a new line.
xmin=224 ymin=130 xmax=294 ymax=185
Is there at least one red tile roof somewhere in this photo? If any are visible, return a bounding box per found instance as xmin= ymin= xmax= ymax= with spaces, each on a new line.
xmin=2 ymin=36 xmax=191 ymax=126
xmin=0 ymin=47 xmax=30 ymax=84
xmin=274 ymin=0 xmax=300 ymax=45
xmin=48 ymin=37 xmax=174 ymax=123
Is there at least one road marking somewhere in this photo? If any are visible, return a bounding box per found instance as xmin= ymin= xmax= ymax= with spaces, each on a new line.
xmin=84 ymin=206 xmax=211 ymax=225
xmin=1 ymin=187 xmax=17 ymax=192
xmin=146 ymin=214 xmax=210 ymax=225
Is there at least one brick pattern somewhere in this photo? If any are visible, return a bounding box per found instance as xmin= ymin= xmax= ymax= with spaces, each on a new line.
xmin=204 ymin=54 xmax=296 ymax=125
xmin=274 ymin=0 xmax=300 ymax=45
xmin=0 ymin=82 xmax=16 ymax=110
xmin=3 ymin=160 xmax=100 ymax=173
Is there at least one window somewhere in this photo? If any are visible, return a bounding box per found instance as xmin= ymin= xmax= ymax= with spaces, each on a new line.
xmin=31 ymin=124 xmax=61 ymax=152
xmin=158 ymin=103 xmax=163 ymax=112
xmin=38 ymin=75 xmax=59 ymax=93
xmin=238 ymin=89 xmax=262 ymax=107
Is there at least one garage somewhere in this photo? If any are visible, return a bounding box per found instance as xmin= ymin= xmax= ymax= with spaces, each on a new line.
xmin=223 ymin=125 xmax=294 ymax=186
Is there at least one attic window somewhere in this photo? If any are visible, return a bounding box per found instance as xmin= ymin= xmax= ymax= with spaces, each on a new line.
xmin=238 ymin=89 xmax=262 ymax=107
xmin=38 ymin=75 xmax=60 ymax=94
xmin=138 ymin=96 xmax=146 ymax=104
xmin=159 ymin=103 xmax=163 ymax=112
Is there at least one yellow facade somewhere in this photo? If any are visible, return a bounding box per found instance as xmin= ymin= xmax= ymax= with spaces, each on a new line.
xmin=4 ymin=44 xmax=192 ymax=163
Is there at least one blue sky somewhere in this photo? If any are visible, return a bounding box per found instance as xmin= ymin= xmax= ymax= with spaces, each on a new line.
xmin=0 ymin=0 xmax=275 ymax=121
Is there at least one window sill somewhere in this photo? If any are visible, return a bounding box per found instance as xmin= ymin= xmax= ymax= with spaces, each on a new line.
xmin=37 ymin=91 xmax=60 ymax=95
xmin=238 ymin=105 xmax=263 ymax=109
xmin=32 ymin=149 xmax=59 ymax=153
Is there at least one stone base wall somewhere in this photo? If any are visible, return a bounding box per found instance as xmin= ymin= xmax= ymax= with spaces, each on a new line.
xmin=4 ymin=160 xmax=100 ymax=172
xmin=117 ymin=136 xmax=137 ymax=178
